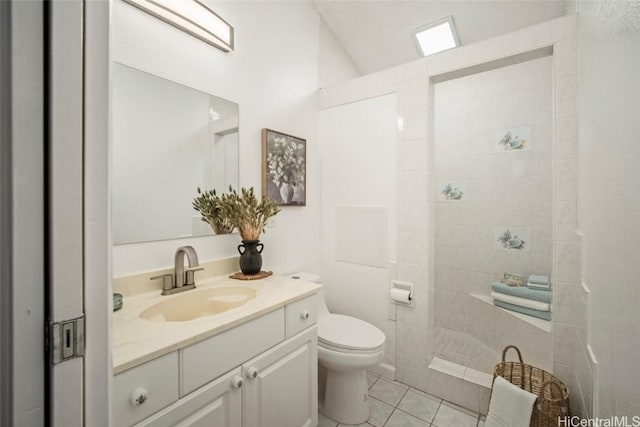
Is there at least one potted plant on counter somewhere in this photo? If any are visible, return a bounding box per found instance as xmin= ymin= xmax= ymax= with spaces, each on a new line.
xmin=192 ymin=188 xmax=235 ymax=235
xmin=217 ymin=187 xmax=280 ymax=275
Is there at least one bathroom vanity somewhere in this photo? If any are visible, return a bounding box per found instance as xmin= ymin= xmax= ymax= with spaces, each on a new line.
xmin=112 ymin=274 xmax=321 ymax=427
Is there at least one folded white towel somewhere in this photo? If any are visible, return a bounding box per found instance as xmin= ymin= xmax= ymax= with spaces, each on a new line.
xmin=486 ymin=376 xmax=538 ymax=427
xmin=491 ymin=291 xmax=550 ymax=312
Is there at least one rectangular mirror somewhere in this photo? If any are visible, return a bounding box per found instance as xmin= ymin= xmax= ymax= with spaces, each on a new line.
xmin=112 ymin=62 xmax=239 ymax=245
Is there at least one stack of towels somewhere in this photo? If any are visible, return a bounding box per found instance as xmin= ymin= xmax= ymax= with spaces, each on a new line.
xmin=491 ymin=275 xmax=552 ymax=321
xmin=527 ymin=274 xmax=551 ymax=290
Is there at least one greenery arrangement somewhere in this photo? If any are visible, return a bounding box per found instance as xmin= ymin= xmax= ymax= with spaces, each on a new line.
xmin=192 ymin=188 xmax=235 ymax=234
xmin=266 ymin=135 xmax=305 ymax=187
xmin=208 ymin=186 xmax=280 ymax=241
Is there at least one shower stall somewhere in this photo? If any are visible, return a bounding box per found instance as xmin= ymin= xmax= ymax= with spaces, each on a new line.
xmin=430 ymin=55 xmax=554 ymax=375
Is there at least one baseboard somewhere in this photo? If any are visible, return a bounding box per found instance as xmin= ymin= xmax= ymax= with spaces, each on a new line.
xmin=370 ymin=362 xmax=395 ymax=380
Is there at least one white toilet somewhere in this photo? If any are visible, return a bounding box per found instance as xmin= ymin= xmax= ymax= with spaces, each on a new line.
xmin=289 ymin=273 xmax=386 ymax=425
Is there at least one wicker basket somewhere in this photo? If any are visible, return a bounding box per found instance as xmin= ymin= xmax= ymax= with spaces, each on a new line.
xmin=493 ymin=345 xmax=570 ymax=427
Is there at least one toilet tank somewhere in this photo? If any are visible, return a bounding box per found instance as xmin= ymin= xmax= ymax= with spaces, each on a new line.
xmin=287 ymin=272 xmax=328 ymax=317
xmin=287 ymin=272 xmax=321 ymax=284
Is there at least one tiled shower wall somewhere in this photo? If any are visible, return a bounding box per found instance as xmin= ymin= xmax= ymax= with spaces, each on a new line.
xmin=432 ymin=56 xmax=554 ymax=372
xmin=319 ymin=14 xmax=588 ymax=416
xmin=552 ymin=31 xmax=593 ymax=419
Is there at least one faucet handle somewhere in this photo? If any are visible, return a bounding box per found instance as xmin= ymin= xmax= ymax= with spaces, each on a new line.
xmin=185 ymin=267 xmax=204 ymax=286
xmin=150 ymin=273 xmax=174 ymax=293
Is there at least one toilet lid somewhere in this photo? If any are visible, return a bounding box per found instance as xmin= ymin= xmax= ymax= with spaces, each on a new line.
xmin=317 ymin=314 xmax=385 ymax=351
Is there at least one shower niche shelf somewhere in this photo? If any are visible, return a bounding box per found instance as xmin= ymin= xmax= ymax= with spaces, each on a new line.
xmin=470 ymin=293 xmax=551 ymax=333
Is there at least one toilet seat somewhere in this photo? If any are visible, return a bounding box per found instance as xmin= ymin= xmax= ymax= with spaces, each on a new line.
xmin=318 ymin=314 xmax=385 ymax=353
xmin=318 ymin=341 xmax=385 ymax=355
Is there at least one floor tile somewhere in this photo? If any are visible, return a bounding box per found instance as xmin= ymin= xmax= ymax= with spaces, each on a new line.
xmin=338 ymin=424 xmax=374 ymax=427
xmin=367 ymin=396 xmax=394 ymax=427
xmin=368 ymin=372 xmax=380 ymax=389
xmin=432 ymin=402 xmax=478 ymax=427
xmin=318 ymin=411 xmax=339 ymax=427
xmin=384 ymin=409 xmax=430 ymax=427
xmin=368 ymin=378 xmax=409 ymax=406
xmin=477 ymin=418 xmax=486 ymax=427
xmin=397 ymin=389 xmax=442 ymax=423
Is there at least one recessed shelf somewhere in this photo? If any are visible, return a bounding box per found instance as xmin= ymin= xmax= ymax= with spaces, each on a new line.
xmin=470 ymin=293 xmax=552 ymax=333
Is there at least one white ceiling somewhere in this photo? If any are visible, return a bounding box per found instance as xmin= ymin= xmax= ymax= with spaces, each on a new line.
xmin=313 ymin=0 xmax=570 ymax=75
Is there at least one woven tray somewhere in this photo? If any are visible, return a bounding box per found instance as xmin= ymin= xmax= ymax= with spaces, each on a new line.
xmin=229 ymin=270 xmax=273 ymax=281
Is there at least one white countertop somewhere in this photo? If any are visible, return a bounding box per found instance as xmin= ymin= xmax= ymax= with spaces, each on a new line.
xmin=112 ymin=274 xmax=321 ymax=374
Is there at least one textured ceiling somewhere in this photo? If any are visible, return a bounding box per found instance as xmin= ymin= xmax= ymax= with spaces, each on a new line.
xmin=313 ymin=0 xmax=569 ymax=75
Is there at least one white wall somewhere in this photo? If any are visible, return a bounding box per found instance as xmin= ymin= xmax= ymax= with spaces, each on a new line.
xmin=112 ymin=0 xmax=329 ymax=276
xmin=318 ymin=18 xmax=360 ymax=88
xmin=319 ymin=94 xmax=397 ymax=368
xmin=578 ymin=0 xmax=640 ymax=417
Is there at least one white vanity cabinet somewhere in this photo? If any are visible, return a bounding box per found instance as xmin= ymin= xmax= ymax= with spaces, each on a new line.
xmin=243 ymin=327 xmax=317 ymax=427
xmin=114 ymin=293 xmax=319 ymax=427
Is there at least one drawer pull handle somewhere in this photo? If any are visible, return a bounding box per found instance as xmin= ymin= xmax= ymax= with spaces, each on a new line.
xmin=300 ymin=311 xmax=310 ymax=320
xmin=231 ymin=375 xmax=244 ymax=390
xmin=246 ymin=367 xmax=259 ymax=380
xmin=129 ymin=388 xmax=149 ymax=406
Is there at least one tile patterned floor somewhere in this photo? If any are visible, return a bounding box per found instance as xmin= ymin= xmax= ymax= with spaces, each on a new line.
xmin=319 ymin=372 xmax=486 ymax=427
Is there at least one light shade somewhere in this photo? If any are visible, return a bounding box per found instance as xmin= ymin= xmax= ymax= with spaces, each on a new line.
xmin=413 ymin=16 xmax=459 ymax=57
xmin=123 ymin=0 xmax=234 ymax=52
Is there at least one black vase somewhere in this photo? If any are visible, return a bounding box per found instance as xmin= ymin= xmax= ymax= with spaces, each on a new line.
xmin=237 ymin=240 xmax=263 ymax=275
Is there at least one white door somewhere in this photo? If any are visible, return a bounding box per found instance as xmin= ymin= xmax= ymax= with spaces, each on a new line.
xmin=1 ymin=1 xmax=109 ymax=425
xmin=2 ymin=2 xmax=46 ymax=426
xmin=243 ymin=327 xmax=318 ymax=427
xmin=47 ymin=1 xmax=85 ymax=425
xmin=138 ymin=368 xmax=243 ymax=427
xmin=48 ymin=0 xmax=111 ymax=425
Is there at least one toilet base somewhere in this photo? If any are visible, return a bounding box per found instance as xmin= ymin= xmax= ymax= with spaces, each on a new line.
xmin=320 ymin=368 xmax=370 ymax=425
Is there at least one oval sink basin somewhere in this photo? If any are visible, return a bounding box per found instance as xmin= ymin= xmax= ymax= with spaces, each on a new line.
xmin=140 ymin=286 xmax=257 ymax=322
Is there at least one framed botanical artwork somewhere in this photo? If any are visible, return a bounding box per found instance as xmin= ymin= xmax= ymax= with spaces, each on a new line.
xmin=262 ymin=128 xmax=306 ymax=206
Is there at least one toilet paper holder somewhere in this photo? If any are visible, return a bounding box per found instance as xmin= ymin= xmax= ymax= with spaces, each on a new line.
xmin=390 ymin=280 xmax=413 ymax=306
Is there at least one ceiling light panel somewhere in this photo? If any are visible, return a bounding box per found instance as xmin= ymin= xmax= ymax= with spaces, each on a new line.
xmin=413 ymin=16 xmax=459 ymax=57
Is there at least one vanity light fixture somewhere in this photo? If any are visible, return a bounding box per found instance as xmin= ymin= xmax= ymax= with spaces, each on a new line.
xmin=413 ymin=15 xmax=459 ymax=57
xmin=123 ymin=0 xmax=234 ymax=52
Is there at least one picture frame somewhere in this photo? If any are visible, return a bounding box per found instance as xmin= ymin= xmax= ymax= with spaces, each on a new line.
xmin=262 ymin=128 xmax=306 ymax=206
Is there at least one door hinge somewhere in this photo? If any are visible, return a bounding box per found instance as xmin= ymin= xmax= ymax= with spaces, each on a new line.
xmin=47 ymin=315 xmax=85 ymax=365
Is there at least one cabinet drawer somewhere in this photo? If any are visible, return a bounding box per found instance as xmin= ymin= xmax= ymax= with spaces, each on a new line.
xmin=135 ymin=367 xmax=242 ymax=427
xmin=113 ymin=351 xmax=179 ymax=427
xmin=181 ymin=308 xmax=285 ymax=395
xmin=286 ymin=294 xmax=318 ymax=338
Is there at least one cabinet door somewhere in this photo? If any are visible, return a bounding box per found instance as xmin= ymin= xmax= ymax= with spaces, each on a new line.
xmin=136 ymin=368 xmax=243 ymax=427
xmin=243 ymin=326 xmax=318 ymax=427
